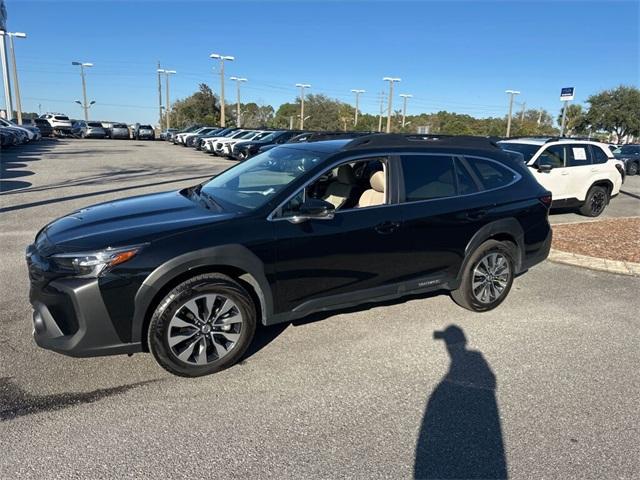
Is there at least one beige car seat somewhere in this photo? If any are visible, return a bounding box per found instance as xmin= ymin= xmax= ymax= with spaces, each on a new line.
xmin=323 ymin=165 xmax=358 ymax=209
xmin=357 ymin=170 xmax=385 ymax=207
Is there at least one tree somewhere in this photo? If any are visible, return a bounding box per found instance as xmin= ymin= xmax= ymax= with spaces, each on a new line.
xmin=585 ymin=85 xmax=640 ymax=141
xmin=168 ymin=83 xmax=220 ymax=127
xmin=557 ymin=104 xmax=587 ymax=136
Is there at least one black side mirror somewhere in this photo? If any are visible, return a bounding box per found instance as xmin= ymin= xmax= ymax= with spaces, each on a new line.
xmin=537 ymin=164 xmax=553 ymax=173
xmin=289 ymin=198 xmax=335 ymax=224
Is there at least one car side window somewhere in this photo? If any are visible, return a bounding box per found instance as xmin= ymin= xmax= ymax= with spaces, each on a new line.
xmin=590 ymin=145 xmax=609 ymax=164
xmin=566 ymin=145 xmax=591 ymax=167
xmin=277 ymin=157 xmax=387 ymax=217
xmin=536 ymin=145 xmax=565 ymax=168
xmin=465 ymin=157 xmax=517 ymax=190
xmin=455 ymin=158 xmax=481 ymax=195
xmin=400 ymin=155 xmax=457 ymax=201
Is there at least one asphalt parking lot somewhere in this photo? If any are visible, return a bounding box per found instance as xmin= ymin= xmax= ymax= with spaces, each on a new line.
xmin=1 ymin=139 xmax=639 ymax=479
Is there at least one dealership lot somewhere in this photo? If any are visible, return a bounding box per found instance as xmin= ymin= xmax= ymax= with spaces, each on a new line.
xmin=1 ymin=139 xmax=639 ymax=478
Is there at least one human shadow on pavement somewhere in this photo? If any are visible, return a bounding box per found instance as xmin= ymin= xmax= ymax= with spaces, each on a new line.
xmin=0 ymin=377 xmax=161 ymax=421
xmin=414 ymin=325 xmax=507 ymax=479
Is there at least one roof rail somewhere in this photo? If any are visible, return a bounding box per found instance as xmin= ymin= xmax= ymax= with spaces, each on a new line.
xmin=300 ymin=131 xmax=375 ymax=143
xmin=344 ymin=133 xmax=500 ymax=150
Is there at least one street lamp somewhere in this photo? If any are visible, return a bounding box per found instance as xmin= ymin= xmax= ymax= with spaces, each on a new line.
xmin=210 ymin=53 xmax=234 ymax=127
xmin=157 ymin=69 xmax=176 ymax=129
xmin=72 ymin=61 xmax=94 ymax=121
xmin=383 ymin=77 xmax=401 ymax=133
xmin=229 ymin=76 xmax=247 ymax=127
xmin=505 ymin=89 xmax=520 ymax=138
xmin=399 ymin=93 xmax=412 ymax=128
xmin=295 ymin=83 xmax=311 ymax=129
xmin=1 ymin=31 xmax=26 ymax=124
xmin=351 ymin=89 xmax=365 ymax=127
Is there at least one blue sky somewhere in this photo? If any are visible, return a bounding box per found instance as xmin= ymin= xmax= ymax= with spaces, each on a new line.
xmin=3 ymin=0 xmax=639 ymax=125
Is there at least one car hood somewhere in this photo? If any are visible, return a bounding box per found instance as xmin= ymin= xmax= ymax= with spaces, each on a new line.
xmin=39 ymin=190 xmax=235 ymax=252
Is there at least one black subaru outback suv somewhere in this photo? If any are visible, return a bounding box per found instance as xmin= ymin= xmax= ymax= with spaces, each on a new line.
xmin=26 ymin=134 xmax=552 ymax=377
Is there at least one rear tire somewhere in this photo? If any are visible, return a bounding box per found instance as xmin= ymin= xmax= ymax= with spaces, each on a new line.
xmin=148 ymin=273 xmax=256 ymax=377
xmin=451 ymin=240 xmax=515 ymax=312
xmin=579 ymin=185 xmax=608 ymax=217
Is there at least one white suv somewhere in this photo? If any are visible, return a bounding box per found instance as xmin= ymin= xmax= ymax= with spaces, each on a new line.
xmin=499 ymin=138 xmax=625 ymax=217
xmin=41 ymin=113 xmax=73 ymax=133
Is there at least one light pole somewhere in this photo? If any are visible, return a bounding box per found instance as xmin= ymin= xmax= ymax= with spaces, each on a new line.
xmin=157 ymin=61 xmax=162 ymax=130
xmin=157 ymin=69 xmax=176 ymax=129
xmin=399 ymin=93 xmax=412 ymax=128
xmin=210 ymin=53 xmax=234 ymax=127
xmin=72 ymin=61 xmax=93 ymax=121
xmin=295 ymin=83 xmax=311 ymax=129
xmin=351 ymin=89 xmax=365 ymax=127
xmin=505 ymin=89 xmax=520 ymax=138
xmin=0 ymin=30 xmax=12 ymax=119
xmin=1 ymin=31 xmax=26 ymax=124
xmin=383 ymin=77 xmax=401 ymax=133
xmin=229 ymin=76 xmax=247 ymax=127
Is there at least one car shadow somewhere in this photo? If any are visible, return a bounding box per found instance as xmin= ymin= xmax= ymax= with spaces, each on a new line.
xmin=0 ymin=377 xmax=161 ymax=421
xmin=0 ymin=138 xmax=59 ymax=193
xmin=414 ymin=325 xmax=507 ymax=479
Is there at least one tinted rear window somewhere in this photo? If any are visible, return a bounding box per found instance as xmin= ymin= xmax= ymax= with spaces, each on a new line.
xmin=88 ymin=122 xmax=103 ymax=127
xmin=465 ymin=157 xmax=517 ymax=190
xmin=140 ymin=125 xmax=152 ymax=129
xmin=54 ymin=116 xmax=69 ymax=121
xmin=498 ymin=142 xmax=540 ymax=162
xmin=113 ymin=123 xmax=128 ymax=128
xmin=401 ymin=155 xmax=457 ymax=201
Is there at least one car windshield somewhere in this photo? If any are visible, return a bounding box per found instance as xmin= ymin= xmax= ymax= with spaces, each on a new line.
xmin=614 ymin=145 xmax=640 ymax=155
xmin=498 ymin=142 xmax=540 ymax=162
xmin=113 ymin=123 xmax=128 ymax=128
xmin=255 ymin=132 xmax=280 ymax=142
xmin=140 ymin=125 xmax=152 ymax=130
xmin=199 ymin=146 xmax=328 ymax=211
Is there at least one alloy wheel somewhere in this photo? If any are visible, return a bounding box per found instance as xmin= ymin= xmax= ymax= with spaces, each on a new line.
xmin=472 ymin=252 xmax=511 ymax=304
xmin=167 ymin=294 xmax=243 ymax=365
xmin=590 ymin=191 xmax=606 ymax=215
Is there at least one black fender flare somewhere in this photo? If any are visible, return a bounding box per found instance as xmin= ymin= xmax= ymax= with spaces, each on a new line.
xmin=131 ymin=244 xmax=272 ymax=343
xmin=457 ymin=218 xmax=525 ymax=281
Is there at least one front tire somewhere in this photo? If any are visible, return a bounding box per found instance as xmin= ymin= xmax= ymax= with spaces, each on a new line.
xmin=579 ymin=185 xmax=608 ymax=217
xmin=451 ymin=240 xmax=515 ymax=312
xmin=627 ymin=162 xmax=638 ymax=176
xmin=148 ymin=273 xmax=256 ymax=377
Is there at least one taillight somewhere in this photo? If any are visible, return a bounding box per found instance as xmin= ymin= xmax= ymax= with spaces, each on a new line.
xmin=539 ymin=194 xmax=552 ymax=208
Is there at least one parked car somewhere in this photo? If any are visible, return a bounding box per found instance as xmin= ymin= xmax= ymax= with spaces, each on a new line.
xmin=100 ymin=121 xmax=116 ymax=138
xmin=499 ymin=137 xmax=624 ymax=216
xmin=160 ymin=128 xmax=178 ymax=141
xmin=26 ymin=133 xmax=552 ymax=377
xmin=0 ymin=127 xmax=21 ymax=147
xmin=110 ymin=123 xmax=131 ymax=139
xmin=202 ymin=128 xmax=245 ymax=153
xmin=193 ymin=127 xmax=236 ymax=150
xmin=41 ymin=113 xmax=73 ymax=136
xmin=213 ymin=130 xmax=267 ymax=156
xmin=174 ymin=127 xmax=213 ymax=146
xmin=231 ymin=130 xmax=303 ymax=160
xmin=185 ymin=127 xmax=223 ymax=147
xmin=0 ymin=118 xmax=37 ymax=142
xmin=72 ymin=121 xmax=107 ymax=139
xmin=172 ymin=125 xmax=202 ymax=144
xmin=612 ymin=144 xmax=640 ymax=175
xmin=134 ymin=125 xmax=155 ymax=140
xmin=15 ymin=118 xmax=53 ymax=137
xmin=257 ymin=131 xmax=373 ymax=154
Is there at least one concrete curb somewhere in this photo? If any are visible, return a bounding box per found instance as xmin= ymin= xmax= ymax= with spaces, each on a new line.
xmin=548 ymin=249 xmax=640 ymax=277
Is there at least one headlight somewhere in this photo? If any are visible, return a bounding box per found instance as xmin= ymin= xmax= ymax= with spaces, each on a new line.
xmin=51 ymin=244 xmax=146 ymax=278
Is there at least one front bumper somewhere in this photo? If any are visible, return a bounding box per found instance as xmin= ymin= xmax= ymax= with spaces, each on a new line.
xmin=29 ymin=277 xmax=142 ymax=357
